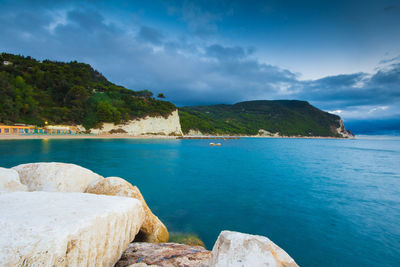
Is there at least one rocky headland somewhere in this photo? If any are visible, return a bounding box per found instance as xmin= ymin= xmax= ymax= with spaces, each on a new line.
xmin=0 ymin=163 xmax=298 ymax=266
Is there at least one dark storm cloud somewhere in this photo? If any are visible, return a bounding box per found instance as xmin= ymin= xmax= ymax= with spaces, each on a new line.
xmin=138 ymin=26 xmax=164 ymax=45
xmin=0 ymin=5 xmax=297 ymax=106
xmin=383 ymin=5 xmax=399 ymax=12
xmin=165 ymin=0 xmax=234 ymax=36
xmin=66 ymin=9 xmax=110 ymax=32
xmin=0 ymin=0 xmax=399 ymax=122
xmin=298 ymin=63 xmax=400 ymax=108
xmin=371 ymin=63 xmax=400 ymax=84
xmin=345 ymin=118 xmax=400 ymax=135
xmin=379 ymin=55 xmax=400 ymax=64
xmin=205 ymin=44 xmax=254 ymax=61
xmin=287 ymin=61 xmax=400 ymax=122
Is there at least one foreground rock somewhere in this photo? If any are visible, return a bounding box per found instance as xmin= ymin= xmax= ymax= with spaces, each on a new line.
xmin=13 ymin=162 xmax=103 ymax=192
xmin=211 ymin=231 xmax=298 ymax=267
xmin=86 ymin=177 xmax=169 ymax=243
xmin=0 ymin=191 xmax=145 ymax=266
xmin=1 ymin=162 xmax=298 ymax=267
xmin=116 ymin=242 xmax=211 ymax=267
xmin=0 ymin=167 xmax=27 ymax=192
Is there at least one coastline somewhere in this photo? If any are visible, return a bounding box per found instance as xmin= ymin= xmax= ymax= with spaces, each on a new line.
xmin=0 ymin=134 xmax=354 ymax=140
xmin=241 ymin=135 xmax=355 ymax=139
xmin=0 ymin=134 xmax=178 ymax=140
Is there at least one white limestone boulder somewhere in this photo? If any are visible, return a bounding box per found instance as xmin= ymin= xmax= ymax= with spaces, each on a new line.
xmin=211 ymin=231 xmax=298 ymax=267
xmin=86 ymin=177 xmax=169 ymax=243
xmin=0 ymin=191 xmax=145 ymax=266
xmin=0 ymin=167 xmax=27 ymax=193
xmin=12 ymin=162 xmax=103 ymax=192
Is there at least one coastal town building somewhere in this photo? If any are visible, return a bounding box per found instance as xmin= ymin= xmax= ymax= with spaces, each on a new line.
xmin=45 ymin=125 xmax=80 ymax=135
xmin=0 ymin=124 xmax=80 ymax=135
xmin=0 ymin=125 xmax=35 ymax=134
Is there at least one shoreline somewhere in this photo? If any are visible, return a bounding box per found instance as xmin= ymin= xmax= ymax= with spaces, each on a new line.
xmin=0 ymin=134 xmax=354 ymax=140
xmin=0 ymin=134 xmax=178 ymax=140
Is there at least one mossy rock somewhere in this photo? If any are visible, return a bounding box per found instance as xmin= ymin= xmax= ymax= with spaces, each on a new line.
xmin=169 ymin=233 xmax=205 ymax=248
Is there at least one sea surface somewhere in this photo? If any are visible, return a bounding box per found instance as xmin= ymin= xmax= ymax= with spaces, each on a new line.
xmin=1 ymin=137 xmax=399 ymax=266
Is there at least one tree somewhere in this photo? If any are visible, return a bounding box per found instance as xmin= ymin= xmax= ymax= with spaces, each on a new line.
xmin=66 ymin=85 xmax=89 ymax=107
xmin=96 ymin=101 xmax=114 ymax=122
xmin=157 ymin=93 xmax=165 ymax=99
xmin=0 ymin=72 xmax=15 ymax=123
xmin=113 ymin=109 xmax=121 ymax=124
xmin=137 ymin=90 xmax=153 ymax=98
xmin=14 ymin=76 xmax=38 ymax=116
xmin=96 ymin=101 xmax=122 ymax=124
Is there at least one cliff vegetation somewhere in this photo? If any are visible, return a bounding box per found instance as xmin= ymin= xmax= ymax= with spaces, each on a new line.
xmin=0 ymin=53 xmax=176 ymax=129
xmin=179 ymin=100 xmax=347 ymax=137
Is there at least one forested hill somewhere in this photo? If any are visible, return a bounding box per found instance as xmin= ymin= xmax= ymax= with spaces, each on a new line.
xmin=179 ymin=100 xmax=353 ymax=137
xmin=0 ymin=53 xmax=352 ymax=137
xmin=0 ymin=53 xmax=175 ymax=129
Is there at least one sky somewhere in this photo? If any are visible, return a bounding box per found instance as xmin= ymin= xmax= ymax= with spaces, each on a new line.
xmin=0 ymin=0 xmax=399 ymax=133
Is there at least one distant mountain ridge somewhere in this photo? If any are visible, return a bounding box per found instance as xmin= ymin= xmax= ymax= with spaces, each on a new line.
xmin=1 ymin=53 xmax=352 ymax=137
xmin=179 ymin=100 xmax=353 ymax=138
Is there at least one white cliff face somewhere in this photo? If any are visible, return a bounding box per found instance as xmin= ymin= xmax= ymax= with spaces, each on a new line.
xmin=0 ymin=167 xmax=27 ymax=193
xmin=336 ymin=119 xmax=354 ymax=138
xmin=257 ymin=129 xmax=280 ymax=137
xmin=187 ymin=129 xmax=205 ymax=136
xmin=211 ymin=231 xmax=298 ymax=267
xmin=0 ymin=191 xmax=145 ymax=267
xmin=12 ymin=162 xmax=103 ymax=192
xmin=91 ymin=110 xmax=182 ymax=136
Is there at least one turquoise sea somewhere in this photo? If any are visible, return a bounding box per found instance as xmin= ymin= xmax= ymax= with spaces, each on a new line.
xmin=1 ymin=137 xmax=399 ymax=266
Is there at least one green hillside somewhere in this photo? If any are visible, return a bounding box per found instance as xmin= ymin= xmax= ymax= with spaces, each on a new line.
xmin=0 ymin=53 xmax=175 ymax=129
xmin=179 ymin=100 xmax=350 ymax=137
xmin=0 ymin=53 xmax=351 ymax=137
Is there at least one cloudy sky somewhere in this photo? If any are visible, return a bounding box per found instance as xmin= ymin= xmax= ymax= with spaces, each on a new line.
xmin=1 ymin=0 xmax=399 ymax=132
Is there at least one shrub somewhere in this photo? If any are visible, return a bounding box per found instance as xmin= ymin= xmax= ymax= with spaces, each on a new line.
xmin=169 ymin=232 xmax=205 ymax=248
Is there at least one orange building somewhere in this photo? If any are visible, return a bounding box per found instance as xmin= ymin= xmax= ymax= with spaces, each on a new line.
xmin=0 ymin=124 xmax=80 ymax=135
xmin=0 ymin=125 xmax=35 ymax=134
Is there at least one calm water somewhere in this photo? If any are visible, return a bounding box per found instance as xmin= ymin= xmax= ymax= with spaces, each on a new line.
xmin=1 ymin=137 xmax=399 ymax=266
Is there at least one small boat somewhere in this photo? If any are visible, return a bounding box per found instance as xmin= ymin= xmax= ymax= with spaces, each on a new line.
xmin=210 ymin=142 xmax=221 ymax=146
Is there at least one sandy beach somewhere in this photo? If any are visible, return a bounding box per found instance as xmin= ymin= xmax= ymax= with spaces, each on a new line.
xmin=0 ymin=134 xmax=353 ymax=140
xmin=0 ymin=134 xmax=179 ymax=140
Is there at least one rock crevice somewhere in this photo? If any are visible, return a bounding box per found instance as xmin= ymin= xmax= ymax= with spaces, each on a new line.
xmin=86 ymin=177 xmax=169 ymax=243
